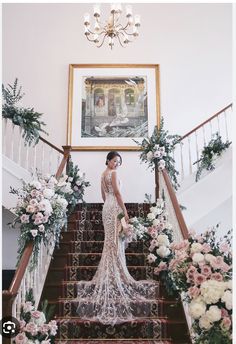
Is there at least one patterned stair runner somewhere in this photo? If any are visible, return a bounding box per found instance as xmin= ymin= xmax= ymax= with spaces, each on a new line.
xmin=40 ymin=204 xmax=191 ymax=343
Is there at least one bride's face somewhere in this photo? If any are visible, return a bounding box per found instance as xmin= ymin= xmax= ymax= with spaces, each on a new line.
xmin=108 ymin=157 xmax=121 ymax=169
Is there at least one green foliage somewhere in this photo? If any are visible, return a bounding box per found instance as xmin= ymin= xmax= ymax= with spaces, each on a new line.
xmin=193 ymin=322 xmax=232 ymax=344
xmin=66 ymin=157 xmax=91 ymax=215
xmin=40 ymin=299 xmax=56 ymax=323
xmin=2 ymin=78 xmax=48 ymax=145
xmin=193 ymin=133 xmax=231 ymax=182
xmin=134 ymin=117 xmax=181 ymax=190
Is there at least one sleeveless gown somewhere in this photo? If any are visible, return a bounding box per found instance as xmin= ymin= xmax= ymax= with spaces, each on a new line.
xmin=76 ymin=170 xmax=159 ymax=325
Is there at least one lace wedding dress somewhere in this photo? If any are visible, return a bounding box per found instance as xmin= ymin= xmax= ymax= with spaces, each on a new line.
xmin=76 ymin=170 xmax=159 ymax=326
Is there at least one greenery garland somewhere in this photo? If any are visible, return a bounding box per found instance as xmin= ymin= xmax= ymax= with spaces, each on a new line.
xmin=2 ymin=78 xmax=48 ymax=145
xmin=193 ymin=133 xmax=231 ymax=182
xmin=134 ymin=117 xmax=181 ymax=190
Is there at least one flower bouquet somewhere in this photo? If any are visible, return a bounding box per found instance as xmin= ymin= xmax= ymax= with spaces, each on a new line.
xmin=169 ymin=227 xmax=232 ymax=343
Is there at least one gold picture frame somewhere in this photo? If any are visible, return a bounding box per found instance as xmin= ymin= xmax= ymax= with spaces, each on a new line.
xmin=67 ymin=64 xmax=161 ymax=151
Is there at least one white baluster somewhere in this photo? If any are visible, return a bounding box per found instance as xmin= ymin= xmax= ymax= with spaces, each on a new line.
xmin=195 ymin=131 xmax=200 ymax=169
xmin=217 ymin=115 xmax=220 ymax=134
xmin=188 ymin=136 xmax=192 ymax=175
xmin=42 ymin=143 xmax=45 ymax=174
xmin=57 ymin=152 xmax=61 ymax=171
xmin=209 ymin=120 xmax=213 ymax=137
xmin=11 ymin=123 xmax=15 ymax=160
xmin=202 ymin=126 xmax=206 ymax=146
xmin=3 ymin=118 xmax=8 ymax=155
xmin=26 ymin=145 xmax=30 ymax=171
xmin=180 ymin=143 xmax=184 ymax=181
xmin=224 ymin=111 xmax=229 ymax=140
xmin=49 ymin=148 xmax=53 ymax=174
xmin=34 ymin=144 xmax=37 ymax=175
xmin=18 ymin=128 xmax=23 ymax=166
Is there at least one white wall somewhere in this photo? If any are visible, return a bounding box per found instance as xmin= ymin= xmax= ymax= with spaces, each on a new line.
xmin=2 ymin=3 xmax=232 ymax=202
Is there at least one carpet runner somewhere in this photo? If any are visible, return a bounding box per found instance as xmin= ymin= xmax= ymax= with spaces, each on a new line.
xmin=40 ymin=204 xmax=191 ymax=343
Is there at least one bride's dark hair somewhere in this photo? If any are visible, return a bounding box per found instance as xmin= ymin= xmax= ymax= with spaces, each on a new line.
xmin=106 ymin=151 xmax=122 ymax=166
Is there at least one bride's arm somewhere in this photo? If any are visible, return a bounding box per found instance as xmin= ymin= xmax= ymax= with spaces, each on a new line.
xmin=101 ymin=180 xmax=106 ymax=202
xmin=111 ymin=171 xmax=129 ymax=222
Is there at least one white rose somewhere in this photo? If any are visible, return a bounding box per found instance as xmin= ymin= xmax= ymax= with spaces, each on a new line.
xmin=157 ymin=234 xmax=170 ymax=247
xmin=38 ymin=199 xmax=52 ymax=213
xmin=56 ymin=196 xmax=68 ymax=209
xmin=199 ymin=315 xmax=213 ymax=330
xmin=156 ymin=246 xmax=170 ymax=258
xmin=43 ymin=188 xmax=55 ymax=199
xmin=150 ymin=206 xmax=158 ymax=215
xmin=146 ymin=151 xmax=154 ymax=161
xmin=147 ymin=253 xmax=156 ymax=263
xmin=192 ymin=252 xmax=205 ymax=264
xmin=225 ymin=280 xmax=232 ymax=290
xmin=200 ymin=280 xmax=226 ymax=304
xmin=205 ymin=305 xmax=222 ymax=322
xmin=30 ymin=181 xmax=42 ymax=190
xmin=191 ymin=242 xmax=203 ymax=253
xmin=189 ymin=297 xmax=206 ymax=319
xmin=204 ymin=254 xmax=215 ymax=263
xmin=30 ymin=229 xmax=38 ymax=237
xmin=147 ymin=212 xmax=155 ymax=221
xmin=153 ymin=218 xmax=160 ymax=226
xmin=26 ymin=205 xmax=36 ymax=213
xmin=221 ymin=290 xmax=232 ymax=310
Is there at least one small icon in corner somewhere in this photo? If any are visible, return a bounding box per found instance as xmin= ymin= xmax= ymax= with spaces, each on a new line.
xmin=0 ymin=316 xmax=20 ymax=338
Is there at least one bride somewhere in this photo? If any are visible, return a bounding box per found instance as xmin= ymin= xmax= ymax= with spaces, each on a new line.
xmin=76 ymin=151 xmax=159 ymax=325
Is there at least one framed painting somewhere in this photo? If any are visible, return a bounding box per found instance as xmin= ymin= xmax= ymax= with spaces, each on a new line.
xmin=67 ymin=64 xmax=160 ymax=151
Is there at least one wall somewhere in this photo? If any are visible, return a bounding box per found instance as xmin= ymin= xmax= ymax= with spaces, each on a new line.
xmin=2 ymin=3 xmax=232 ymax=202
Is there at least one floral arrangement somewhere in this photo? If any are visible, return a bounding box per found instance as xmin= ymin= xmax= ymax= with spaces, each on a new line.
xmin=193 ymin=133 xmax=231 ymax=182
xmin=134 ymin=118 xmax=181 ymax=190
xmin=65 ymin=157 xmax=91 ymax=215
xmin=169 ymin=227 xmax=232 ymax=344
xmin=10 ymin=169 xmax=90 ymax=268
xmin=2 ymin=78 xmax=48 ymax=145
xmin=117 ymin=213 xmax=146 ymax=243
xmin=13 ymin=292 xmax=57 ymax=344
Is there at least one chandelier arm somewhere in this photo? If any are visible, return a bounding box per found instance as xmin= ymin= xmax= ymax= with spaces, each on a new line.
xmin=122 ymin=29 xmax=137 ymax=37
xmin=96 ymin=33 xmax=108 ymax=48
xmin=85 ymin=35 xmax=99 ymax=42
xmin=117 ymin=33 xmax=126 ymax=48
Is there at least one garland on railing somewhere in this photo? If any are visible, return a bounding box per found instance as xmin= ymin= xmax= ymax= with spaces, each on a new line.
xmin=9 ymin=169 xmax=90 ymax=268
xmin=134 ymin=118 xmax=181 ymax=190
xmin=193 ymin=133 xmax=231 ymax=182
xmin=2 ymin=78 xmax=48 ymax=145
xmin=13 ymin=289 xmax=58 ymax=344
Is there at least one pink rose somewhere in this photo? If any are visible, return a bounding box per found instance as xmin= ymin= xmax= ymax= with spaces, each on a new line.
xmin=193 ymin=273 xmax=206 ymax=285
xmin=220 ymin=243 xmax=230 ymax=253
xmin=210 ymin=256 xmax=224 ymax=270
xmin=202 ymin=243 xmax=211 ymax=253
xmin=221 ymin=262 xmax=231 ymax=272
xmin=201 ymin=265 xmax=212 ymax=277
xmin=221 ymin=317 xmax=231 ymax=330
xmin=188 ymin=286 xmax=200 ymax=299
xmin=221 ymin=308 xmax=229 ymax=318
xmin=25 ymin=322 xmax=38 ymax=336
xmin=20 ymin=214 xmax=30 ymax=224
xmin=31 ymin=310 xmax=42 ymax=319
xmin=211 ymin=272 xmax=223 ymax=281
xmin=14 ymin=332 xmax=27 ymax=344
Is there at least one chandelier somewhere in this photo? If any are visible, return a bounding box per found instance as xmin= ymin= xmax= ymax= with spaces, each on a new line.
xmin=83 ymin=4 xmax=141 ymax=49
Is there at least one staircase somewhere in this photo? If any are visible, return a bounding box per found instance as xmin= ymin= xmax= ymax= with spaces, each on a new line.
xmin=40 ymin=203 xmax=191 ymax=343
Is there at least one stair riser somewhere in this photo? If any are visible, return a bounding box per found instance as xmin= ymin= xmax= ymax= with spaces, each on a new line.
xmin=56 ymin=320 xmax=189 ymax=340
xmin=52 ymin=254 xmax=146 ymax=268
xmin=58 ymin=301 xmax=182 ymax=319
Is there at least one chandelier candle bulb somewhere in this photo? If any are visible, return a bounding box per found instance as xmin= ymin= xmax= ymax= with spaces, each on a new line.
xmin=116 ymin=3 xmax=122 ymax=13
xmin=94 ymin=21 xmax=100 ymax=32
xmin=126 ymin=5 xmax=133 ymax=17
xmin=111 ymin=3 xmax=116 ymax=13
xmin=93 ymin=4 xmax=100 ymax=17
xmin=84 ymin=13 xmax=90 ymax=25
xmin=134 ymin=14 xmax=141 ymax=26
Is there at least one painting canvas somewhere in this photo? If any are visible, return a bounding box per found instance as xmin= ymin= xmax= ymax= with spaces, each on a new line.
xmin=67 ymin=64 xmax=160 ymax=150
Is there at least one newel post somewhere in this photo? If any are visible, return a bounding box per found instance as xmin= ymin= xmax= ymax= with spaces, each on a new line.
xmin=154 ymin=163 xmax=159 ymax=200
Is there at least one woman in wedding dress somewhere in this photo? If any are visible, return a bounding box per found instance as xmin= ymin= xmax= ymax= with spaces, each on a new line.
xmin=76 ymin=151 xmax=159 ymax=326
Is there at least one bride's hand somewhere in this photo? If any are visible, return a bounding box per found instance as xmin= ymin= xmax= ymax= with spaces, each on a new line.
xmin=124 ymin=211 xmax=129 ymax=223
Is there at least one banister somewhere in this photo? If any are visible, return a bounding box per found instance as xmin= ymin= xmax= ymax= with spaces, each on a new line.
xmin=39 ymin=135 xmax=64 ymax=154
xmin=161 ymin=169 xmax=189 ymax=239
xmin=179 ymin=103 xmax=232 ymax=141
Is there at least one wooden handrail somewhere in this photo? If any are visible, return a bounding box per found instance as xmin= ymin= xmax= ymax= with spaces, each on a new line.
xmin=180 ymin=103 xmax=232 ymax=141
xmin=39 ymin=135 xmax=64 ymax=154
xmin=2 ymin=144 xmax=71 ymax=318
xmin=161 ymin=169 xmax=189 ymax=239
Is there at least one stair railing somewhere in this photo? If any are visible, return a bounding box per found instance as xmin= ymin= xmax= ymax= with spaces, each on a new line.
xmin=2 ymin=133 xmax=71 ymax=320
xmin=173 ymin=104 xmax=233 ymax=182
xmin=2 ymin=118 xmax=65 ymax=177
xmin=159 ymin=169 xmax=192 ymax=340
